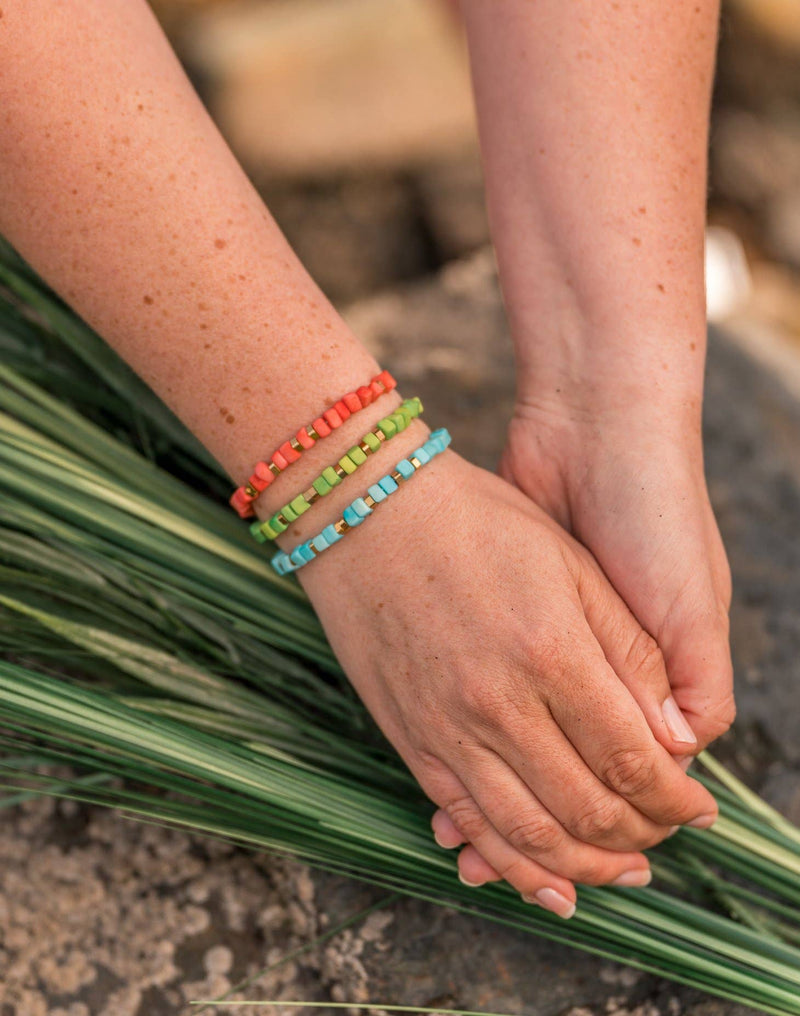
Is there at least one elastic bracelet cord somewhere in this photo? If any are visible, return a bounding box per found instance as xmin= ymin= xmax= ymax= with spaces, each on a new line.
xmin=229 ymin=369 xmax=397 ymax=518
xmin=271 ymin=428 xmax=452 ymax=575
xmin=250 ymin=397 xmax=424 ymax=543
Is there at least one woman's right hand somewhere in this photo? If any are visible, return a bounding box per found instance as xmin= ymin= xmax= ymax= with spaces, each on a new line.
xmin=295 ymin=447 xmax=718 ymax=918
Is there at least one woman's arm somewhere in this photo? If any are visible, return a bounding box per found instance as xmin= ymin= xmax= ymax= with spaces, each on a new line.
xmin=459 ymin=0 xmax=735 ymax=752
xmin=0 ymin=0 xmax=719 ymax=912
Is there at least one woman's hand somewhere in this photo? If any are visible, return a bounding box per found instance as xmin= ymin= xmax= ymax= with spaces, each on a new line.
xmin=499 ymin=393 xmax=735 ymax=755
xmin=297 ymin=448 xmax=719 ymax=917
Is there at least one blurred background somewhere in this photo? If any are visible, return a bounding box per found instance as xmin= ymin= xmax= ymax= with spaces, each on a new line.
xmin=144 ymin=0 xmax=800 ymax=370
xmin=4 ymin=3 xmax=800 ymax=1014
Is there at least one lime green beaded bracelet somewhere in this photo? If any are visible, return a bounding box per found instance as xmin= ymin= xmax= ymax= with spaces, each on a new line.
xmin=249 ymin=397 xmax=424 ymax=543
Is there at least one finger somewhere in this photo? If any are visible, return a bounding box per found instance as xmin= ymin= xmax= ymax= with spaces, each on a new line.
xmin=457 ymin=844 xmax=501 ymax=886
xmin=543 ymin=626 xmax=719 ymax=828
xmin=658 ymin=596 xmax=735 ymax=752
xmin=441 ymin=743 xmax=653 ymax=885
xmin=579 ymin=565 xmax=701 ymax=756
xmin=412 ymin=760 xmax=579 ymax=917
xmin=432 ymin=808 xmax=466 ymax=849
xmin=486 ymin=705 xmax=673 ymax=852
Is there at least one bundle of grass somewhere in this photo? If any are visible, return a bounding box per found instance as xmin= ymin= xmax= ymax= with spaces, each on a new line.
xmin=1 ymin=239 xmax=799 ymax=1014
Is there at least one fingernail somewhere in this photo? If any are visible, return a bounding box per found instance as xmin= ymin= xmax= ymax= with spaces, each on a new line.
xmin=521 ymin=894 xmax=541 ymax=907
xmin=667 ymin=825 xmax=680 ymax=837
xmin=535 ymin=888 xmax=576 ymax=919
xmin=662 ymin=696 xmax=697 ymax=746
xmin=610 ymin=868 xmax=652 ymax=888
xmin=687 ymin=812 xmax=717 ymax=829
xmin=458 ymin=873 xmax=485 ymax=887
xmin=433 ymin=831 xmax=453 ymax=849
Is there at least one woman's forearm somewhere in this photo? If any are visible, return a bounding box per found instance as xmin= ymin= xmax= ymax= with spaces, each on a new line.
xmin=460 ymin=0 xmax=719 ymax=415
xmin=0 ymin=0 xmax=392 ymax=498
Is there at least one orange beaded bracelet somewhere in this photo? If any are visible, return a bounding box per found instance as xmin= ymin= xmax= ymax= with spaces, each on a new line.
xmin=229 ymin=369 xmax=397 ymax=518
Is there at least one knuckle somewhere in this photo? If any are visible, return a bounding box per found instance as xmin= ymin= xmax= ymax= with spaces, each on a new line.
xmin=570 ymin=860 xmax=608 ymax=886
xmin=505 ymin=813 xmax=563 ymax=857
xmin=624 ymin=629 xmax=666 ymax=681
xmin=569 ymin=795 xmax=626 ymax=843
xmin=443 ymin=795 xmax=486 ymax=843
xmin=602 ymin=746 xmax=659 ymax=799
xmin=702 ymin=692 xmax=737 ymax=741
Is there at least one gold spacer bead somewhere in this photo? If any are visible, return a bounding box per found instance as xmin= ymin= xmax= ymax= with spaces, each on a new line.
xmin=307 ymin=425 xmax=320 ymax=441
xmin=268 ymin=462 xmax=282 ymax=477
xmin=359 ymin=440 xmax=373 ymax=455
xmin=375 ymin=429 xmax=387 ymax=442
xmin=410 ymin=457 xmax=422 ymax=470
xmin=277 ymin=514 xmax=289 ymax=527
xmin=334 ymin=519 xmax=351 ymax=535
xmin=307 ymin=542 xmax=319 ymax=556
xmin=391 ymin=470 xmax=404 ymax=484
xmin=244 ymin=483 xmax=259 ymax=498
xmin=290 ymin=437 xmax=304 ymax=454
xmin=334 ymin=464 xmax=347 ymax=479
xmin=303 ymin=487 xmax=320 ymax=504
xmin=364 ymin=494 xmax=377 ymax=509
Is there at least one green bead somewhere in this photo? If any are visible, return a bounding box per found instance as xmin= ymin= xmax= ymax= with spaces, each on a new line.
xmin=289 ymin=494 xmax=310 ymax=517
xmin=338 ymin=454 xmax=357 ymax=475
xmin=348 ymin=446 xmax=368 ymax=466
xmin=363 ymin=431 xmax=382 ymax=452
xmin=391 ymin=412 xmax=406 ymax=432
xmin=282 ymin=503 xmax=298 ymax=523
xmin=377 ymin=417 xmax=397 ymax=438
xmin=313 ymin=475 xmax=331 ymax=496
xmin=322 ymin=466 xmax=342 ymax=487
xmin=269 ymin=513 xmax=288 ymax=534
xmin=249 ymin=519 xmax=269 ymax=543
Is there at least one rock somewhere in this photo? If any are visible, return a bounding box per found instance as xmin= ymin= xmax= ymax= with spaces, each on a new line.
xmin=180 ymin=0 xmax=477 ymax=177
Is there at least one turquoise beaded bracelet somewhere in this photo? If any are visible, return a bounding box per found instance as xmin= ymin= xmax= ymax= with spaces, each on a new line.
xmin=271 ymin=428 xmax=452 ymax=575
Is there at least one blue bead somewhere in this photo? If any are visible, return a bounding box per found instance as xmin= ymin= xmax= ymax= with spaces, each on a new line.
xmin=396 ymin=459 xmax=415 ymax=479
xmin=379 ymin=474 xmax=399 ymax=495
xmin=342 ymin=504 xmax=363 ymax=527
xmin=271 ymin=552 xmax=289 ymax=574
xmin=368 ymin=483 xmax=387 ymax=503
xmin=352 ymin=497 xmax=372 ymax=518
xmin=412 ymin=446 xmax=430 ymax=465
xmin=322 ymin=523 xmax=341 ymax=545
xmin=314 ymin=532 xmax=329 ymax=552
xmin=290 ymin=545 xmax=307 ymax=566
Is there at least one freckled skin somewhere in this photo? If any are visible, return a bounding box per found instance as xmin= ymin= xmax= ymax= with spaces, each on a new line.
xmin=0 ymin=0 xmax=729 ymax=905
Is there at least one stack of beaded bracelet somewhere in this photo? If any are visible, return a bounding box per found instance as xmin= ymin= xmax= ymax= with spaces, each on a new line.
xmin=229 ymin=369 xmax=397 ymax=518
xmin=250 ymin=397 xmax=423 ymax=543
xmin=271 ymin=428 xmax=451 ymax=575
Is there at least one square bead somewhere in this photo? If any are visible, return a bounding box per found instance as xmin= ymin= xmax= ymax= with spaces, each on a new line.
xmin=343 ymin=392 xmax=361 ymax=413
xmin=322 ymin=466 xmax=342 ymax=487
xmin=352 ymin=497 xmax=372 ymax=518
xmin=322 ymin=523 xmax=341 ymax=545
xmin=249 ymin=520 xmax=269 ymax=543
xmin=313 ymin=532 xmax=329 ymax=551
xmin=283 ymin=503 xmax=299 ymax=523
xmin=313 ymin=417 xmax=332 ymax=437
xmin=296 ymin=428 xmax=316 ymax=450
xmin=412 ymin=446 xmax=431 ymax=465
xmin=377 ymin=369 xmax=396 ymax=390
xmin=268 ymin=513 xmax=288 ymax=535
xmin=367 ymin=483 xmax=387 ymax=503
xmin=342 ymin=505 xmax=363 ymax=527
xmin=334 ymin=399 xmax=351 ymax=421
xmin=338 ymin=455 xmax=357 ymax=475
xmin=363 ymin=432 xmax=382 ymax=452
xmin=378 ymin=474 xmax=398 ymax=495
xmin=289 ymin=545 xmax=307 ymax=566
xmin=377 ymin=418 xmax=397 ymax=439
xmin=396 ymin=459 xmax=415 ymax=479
xmin=313 ymin=475 xmax=332 ymax=497
xmin=356 ymin=385 xmax=374 ymax=406
xmin=272 ymin=451 xmax=289 ymax=470
xmin=289 ymin=494 xmax=311 ymax=516
xmin=323 ymin=408 xmax=343 ymax=429
xmin=280 ymin=441 xmax=301 ymax=464
xmin=347 ymin=446 xmax=367 ymax=466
